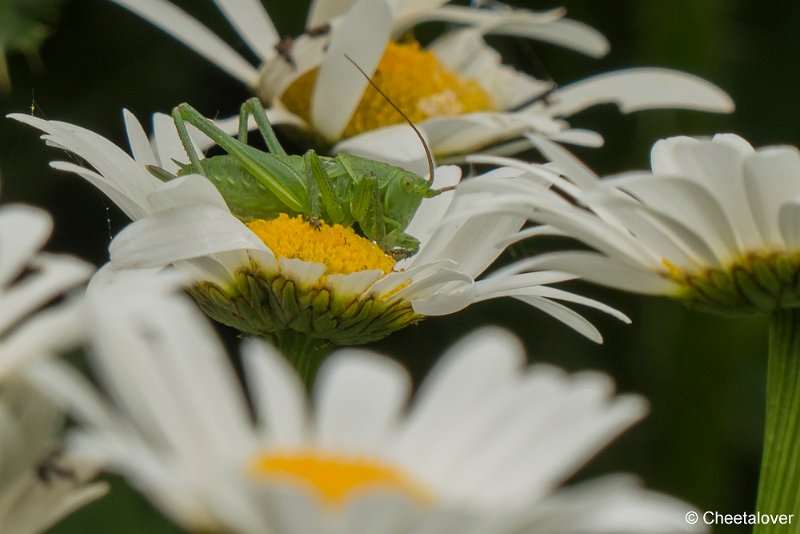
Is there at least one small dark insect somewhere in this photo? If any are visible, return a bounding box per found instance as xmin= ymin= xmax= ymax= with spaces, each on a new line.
xmin=36 ymin=449 xmax=77 ymax=485
xmin=274 ymin=35 xmax=296 ymax=68
xmin=275 ymin=24 xmax=331 ymax=69
xmin=306 ymin=23 xmax=331 ymax=38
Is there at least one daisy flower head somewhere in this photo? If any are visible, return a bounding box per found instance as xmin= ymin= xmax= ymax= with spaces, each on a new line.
xmin=0 ymin=378 xmax=107 ymax=534
xmin=107 ymin=0 xmax=733 ymax=172
xmin=10 ymin=105 xmax=629 ymax=370
xmin=471 ymin=134 xmax=800 ymax=316
xmin=0 ymin=178 xmax=105 ymax=533
xmin=30 ymin=275 xmax=706 ymax=533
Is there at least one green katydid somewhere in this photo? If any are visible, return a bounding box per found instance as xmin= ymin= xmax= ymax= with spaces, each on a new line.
xmin=155 ymin=93 xmax=441 ymax=260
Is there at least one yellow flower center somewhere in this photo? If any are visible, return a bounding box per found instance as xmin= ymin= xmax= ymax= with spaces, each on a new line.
xmin=247 ymin=214 xmax=395 ymax=275
xmin=281 ymin=40 xmax=494 ymax=140
xmin=250 ymin=451 xmax=432 ymax=506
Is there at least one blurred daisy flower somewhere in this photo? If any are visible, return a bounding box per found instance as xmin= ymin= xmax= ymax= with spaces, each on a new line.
xmin=476 ymin=133 xmax=800 ymax=525
xmin=10 ymin=110 xmax=627 ymax=375
xmin=0 ymin=380 xmax=106 ymax=534
xmin=474 ymin=134 xmax=800 ymax=315
xmin=30 ymin=275 xmax=705 ymax=533
xmin=107 ymin=0 xmax=733 ymax=172
xmin=0 ymin=177 xmax=105 ymax=533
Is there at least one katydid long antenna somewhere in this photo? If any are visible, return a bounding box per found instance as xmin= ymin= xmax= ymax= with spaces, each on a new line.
xmin=344 ymin=54 xmax=436 ymax=186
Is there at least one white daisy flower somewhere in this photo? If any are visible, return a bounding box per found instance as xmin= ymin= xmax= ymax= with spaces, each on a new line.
xmin=0 ymin=379 xmax=107 ymax=534
xmin=106 ymin=0 xmax=733 ymax=173
xmin=9 ymin=110 xmax=628 ymax=353
xmin=469 ymin=134 xmax=800 ymax=315
xmin=0 ymin=181 xmax=105 ymax=533
xmin=29 ymin=276 xmax=705 ymax=533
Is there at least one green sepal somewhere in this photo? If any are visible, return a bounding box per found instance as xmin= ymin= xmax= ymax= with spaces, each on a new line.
xmin=190 ymin=265 xmax=423 ymax=346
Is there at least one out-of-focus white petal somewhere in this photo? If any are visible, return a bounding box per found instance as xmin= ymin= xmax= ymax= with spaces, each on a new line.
xmin=0 ymin=205 xmax=52 ymax=287
xmin=311 ymin=0 xmax=393 ymax=139
xmin=314 ymin=351 xmax=409 ymax=451
xmin=109 ymin=0 xmax=259 ymax=85
xmin=542 ymin=68 xmax=734 ymax=117
xmin=242 ymin=340 xmax=308 ymax=446
xmin=307 ymin=0 xmax=358 ymax=27
xmin=212 ymin=0 xmax=279 ymax=61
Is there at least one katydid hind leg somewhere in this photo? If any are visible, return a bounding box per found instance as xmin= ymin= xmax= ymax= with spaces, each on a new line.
xmin=238 ymin=104 xmax=249 ymax=144
xmin=174 ymin=103 xmax=306 ymax=212
xmin=243 ymin=97 xmax=287 ymax=156
xmin=171 ymin=106 xmax=207 ymax=175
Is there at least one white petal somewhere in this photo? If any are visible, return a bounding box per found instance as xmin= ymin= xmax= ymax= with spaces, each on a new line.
xmin=326 ymin=270 xmax=383 ymax=296
xmin=152 ymin=112 xmax=190 ymax=173
xmin=307 ymin=0 xmax=358 ymax=27
xmin=779 ymin=200 xmax=800 ymax=249
xmin=397 ymin=268 xmax=473 ymax=301
xmin=123 ymin=109 xmax=158 ymax=166
xmin=743 ymin=147 xmax=800 ymax=247
xmin=109 ymin=0 xmax=259 ymax=85
xmin=607 ymin=173 xmax=739 ymax=264
xmin=514 ymin=296 xmax=603 ymax=343
xmin=334 ymin=124 xmax=431 ymax=175
xmin=312 ymin=0 xmax=393 ymax=139
xmin=524 ymin=475 xmax=705 ymax=533
xmin=0 ymin=205 xmax=51 ymax=287
xmin=314 ymin=350 xmax=410 ymax=451
xmin=409 ymin=280 xmax=475 ymax=315
xmin=241 ymin=340 xmax=308 ymax=446
xmin=401 ymin=165 xmax=461 ymax=252
xmin=109 ymin=205 xmax=268 ymax=269
xmin=278 ymin=258 xmax=325 ymax=288
xmin=0 ymin=253 xmax=91 ymax=336
xmin=212 ymin=0 xmax=278 ymax=61
xmin=50 ymin=161 xmax=149 ymax=220
xmin=146 ymin=174 xmax=230 ymax=212
xmin=429 ymin=28 xmax=551 ymax=110
xmin=10 ymin=114 xmax=161 ymax=214
xmin=550 ymin=128 xmax=605 ymax=147
xmin=0 ymin=296 xmax=88 ymax=379
xmin=389 ymin=327 xmax=524 ymax=471
xmin=529 ymin=135 xmax=600 ymax=190
xmin=667 ymin=140 xmax=761 ymax=252
xmin=522 ymin=252 xmax=681 ymax=295
xmin=543 ymin=68 xmax=734 ymax=117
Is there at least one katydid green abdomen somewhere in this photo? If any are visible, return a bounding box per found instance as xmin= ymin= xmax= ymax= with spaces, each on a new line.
xmin=178 ymin=156 xmax=297 ymax=221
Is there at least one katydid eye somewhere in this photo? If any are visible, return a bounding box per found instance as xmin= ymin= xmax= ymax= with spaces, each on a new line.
xmin=401 ymin=175 xmax=415 ymax=192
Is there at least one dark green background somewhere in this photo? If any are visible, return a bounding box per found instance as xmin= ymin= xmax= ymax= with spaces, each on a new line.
xmin=1 ymin=1 xmax=797 ymax=532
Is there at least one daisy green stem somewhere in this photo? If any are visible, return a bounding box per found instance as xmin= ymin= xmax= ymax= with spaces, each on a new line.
xmin=755 ymin=308 xmax=800 ymax=533
xmin=268 ymin=331 xmax=331 ymax=387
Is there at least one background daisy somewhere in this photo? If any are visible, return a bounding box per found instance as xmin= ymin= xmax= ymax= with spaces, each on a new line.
xmin=104 ymin=0 xmax=733 ymax=173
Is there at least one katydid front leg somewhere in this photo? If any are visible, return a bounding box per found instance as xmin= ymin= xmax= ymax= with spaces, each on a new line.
xmin=304 ymin=151 xmax=344 ymax=226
